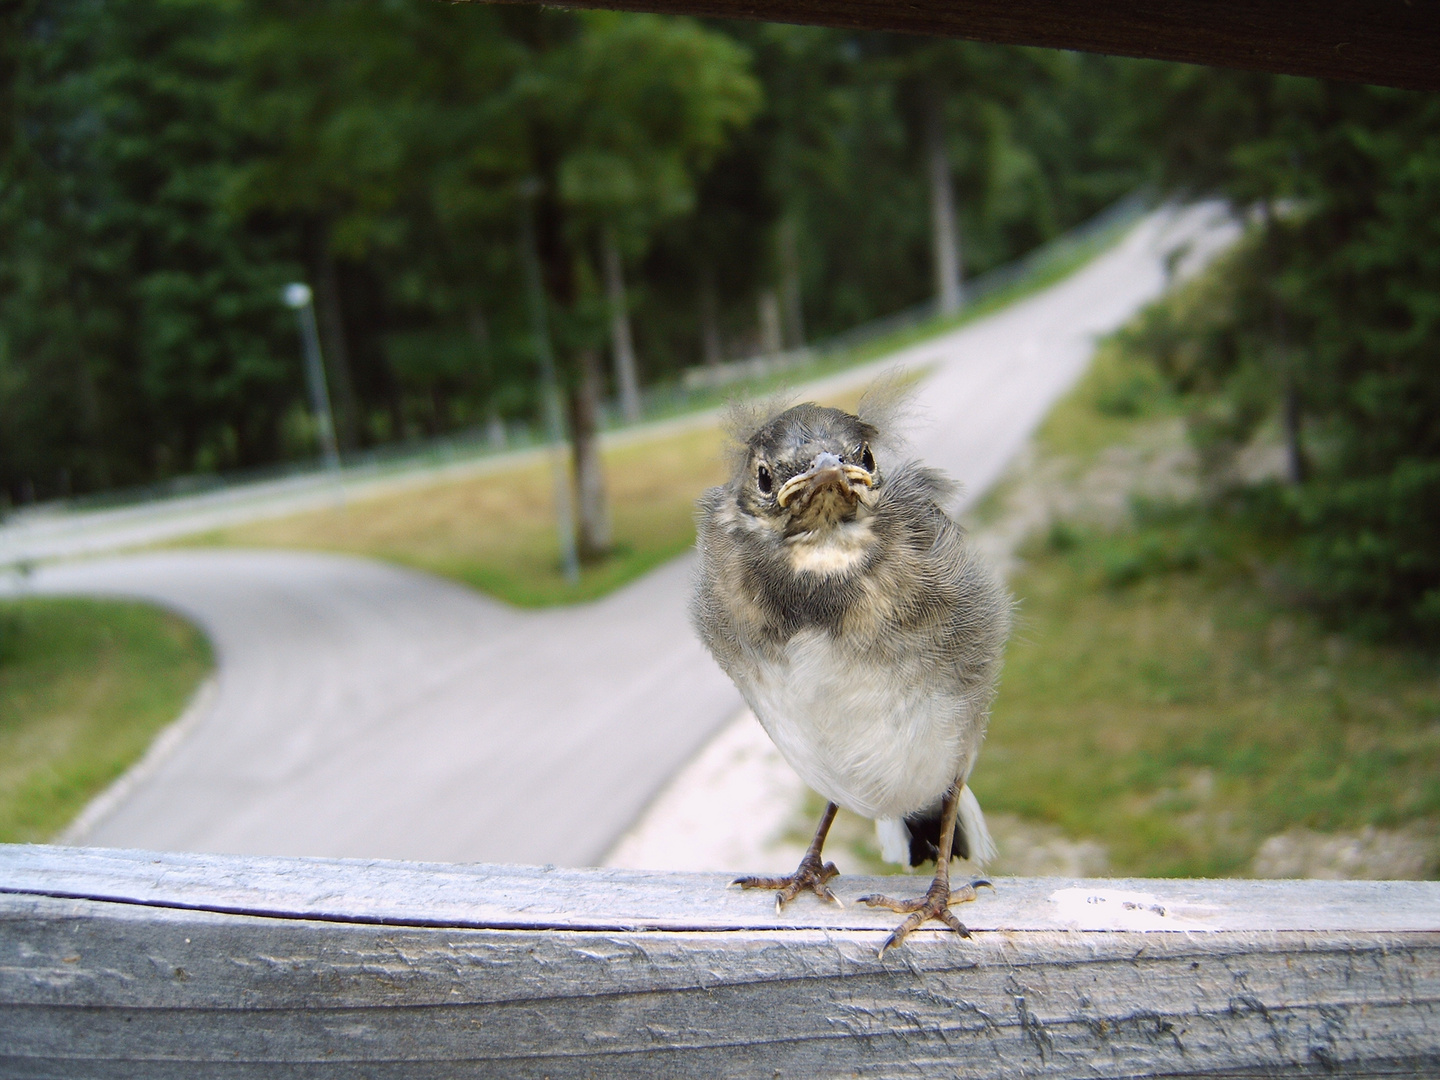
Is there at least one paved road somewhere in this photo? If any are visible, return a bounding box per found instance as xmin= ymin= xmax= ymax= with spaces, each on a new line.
xmin=28 ymin=550 xmax=734 ymax=864
xmin=13 ymin=203 xmax=1236 ymax=865
xmin=885 ymin=202 xmax=1236 ymax=510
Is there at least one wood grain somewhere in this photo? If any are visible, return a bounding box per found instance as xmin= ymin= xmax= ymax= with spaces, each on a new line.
xmin=1 ymin=845 xmax=1437 ymax=1077
xmin=476 ymin=0 xmax=1440 ymax=92
xmin=4 ymin=844 xmax=1438 ymax=932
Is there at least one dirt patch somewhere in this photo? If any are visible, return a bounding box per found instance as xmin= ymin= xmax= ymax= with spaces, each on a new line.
xmin=970 ymin=417 xmax=1196 ymax=579
xmin=603 ymin=712 xmax=806 ymax=875
xmin=1251 ymin=825 xmax=1438 ymax=880
xmin=985 ymin=813 xmax=1110 ymax=877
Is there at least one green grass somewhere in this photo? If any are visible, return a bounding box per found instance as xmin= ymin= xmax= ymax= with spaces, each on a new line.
xmin=975 ymin=317 xmax=1440 ymax=877
xmin=1036 ymin=335 xmax=1183 ymax=461
xmin=0 ymin=597 xmax=212 ymax=842
xmin=188 ymin=422 xmax=728 ymax=608
xmin=981 ymin=512 xmax=1440 ymax=877
xmin=186 ymin=384 xmax=886 ymax=607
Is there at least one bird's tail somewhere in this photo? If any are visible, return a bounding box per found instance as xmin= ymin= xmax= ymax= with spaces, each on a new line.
xmin=957 ymin=784 xmax=997 ymax=868
xmin=878 ymin=784 xmax=997 ymax=869
xmin=875 ymin=817 xmax=912 ymax=865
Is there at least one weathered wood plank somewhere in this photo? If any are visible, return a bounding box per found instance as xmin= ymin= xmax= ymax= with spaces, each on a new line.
xmin=2 ymin=844 xmax=1437 ymax=932
xmin=4 ymin=893 xmax=1438 ymax=1077
xmin=0 ymin=846 xmax=1437 ymax=1077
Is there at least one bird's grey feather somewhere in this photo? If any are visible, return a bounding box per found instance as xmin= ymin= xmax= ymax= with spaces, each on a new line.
xmin=691 ymin=399 xmax=1012 ymax=864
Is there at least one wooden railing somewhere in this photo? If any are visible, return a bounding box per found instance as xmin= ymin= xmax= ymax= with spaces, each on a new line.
xmin=2 ymin=844 xmax=1436 ymax=1077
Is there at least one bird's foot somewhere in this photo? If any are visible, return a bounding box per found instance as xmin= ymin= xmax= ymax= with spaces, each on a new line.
xmin=732 ymin=852 xmax=842 ymax=912
xmin=858 ymin=877 xmax=991 ymax=957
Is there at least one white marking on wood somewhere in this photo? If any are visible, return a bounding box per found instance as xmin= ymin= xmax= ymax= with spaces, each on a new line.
xmin=1049 ymin=886 xmax=1218 ymax=930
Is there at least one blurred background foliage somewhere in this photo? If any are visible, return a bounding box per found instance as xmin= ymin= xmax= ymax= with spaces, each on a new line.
xmin=1120 ymin=72 xmax=1440 ymax=640
xmin=1 ymin=0 xmax=1437 ymax=640
xmin=0 ymin=0 xmax=1141 ymax=500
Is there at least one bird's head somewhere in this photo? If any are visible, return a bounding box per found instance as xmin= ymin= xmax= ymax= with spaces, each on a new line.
xmin=733 ymin=402 xmax=881 ymax=539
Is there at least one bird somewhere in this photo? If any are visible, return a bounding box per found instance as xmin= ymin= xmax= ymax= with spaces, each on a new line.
xmin=690 ymin=395 xmax=1012 ymax=955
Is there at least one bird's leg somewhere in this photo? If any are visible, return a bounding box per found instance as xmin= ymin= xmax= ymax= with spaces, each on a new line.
xmin=732 ymin=801 xmax=842 ymax=911
xmin=858 ymin=785 xmax=989 ymax=957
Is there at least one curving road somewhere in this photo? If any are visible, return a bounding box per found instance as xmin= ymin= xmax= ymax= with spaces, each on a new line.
xmin=11 ymin=203 xmax=1236 ymax=865
xmin=29 ymin=549 xmax=734 ymax=864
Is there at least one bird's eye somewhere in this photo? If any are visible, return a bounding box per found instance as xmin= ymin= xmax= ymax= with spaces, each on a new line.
xmin=756 ymin=463 xmax=773 ymax=494
xmin=861 ymin=443 xmax=875 ymax=472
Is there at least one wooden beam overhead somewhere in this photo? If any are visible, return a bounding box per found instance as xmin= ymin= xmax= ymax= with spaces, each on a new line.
xmin=481 ymin=0 xmax=1440 ymax=92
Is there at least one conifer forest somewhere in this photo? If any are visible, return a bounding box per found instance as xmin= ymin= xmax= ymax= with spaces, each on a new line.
xmin=2 ymin=0 xmax=1438 ymax=638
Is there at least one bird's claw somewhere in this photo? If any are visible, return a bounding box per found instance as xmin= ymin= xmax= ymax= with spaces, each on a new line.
xmin=859 ymin=878 xmax=987 ymax=957
xmin=733 ymin=854 xmax=842 ymax=910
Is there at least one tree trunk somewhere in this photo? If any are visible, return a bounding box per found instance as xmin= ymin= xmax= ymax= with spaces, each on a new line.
xmin=468 ymin=304 xmax=504 ymax=449
xmin=568 ymin=347 xmax=611 ymax=562
xmin=315 ymin=233 xmax=361 ymax=451
xmin=1281 ymin=371 xmax=1306 ymax=485
xmin=76 ymin=355 xmax=108 ymax=487
xmin=467 ymin=303 xmax=491 ymax=367
xmin=485 ymin=407 xmax=506 ymax=450
xmin=777 ymin=216 xmax=804 ymax=348
xmin=699 ymin=263 xmax=723 ymax=366
xmin=602 ymin=230 xmax=642 ymax=425
xmin=926 ymin=98 xmax=963 ymax=317
xmin=1263 ymin=201 xmax=1306 ymax=485
xmin=758 ymin=290 xmax=783 ymax=358
xmin=520 ymin=178 xmax=581 ymax=584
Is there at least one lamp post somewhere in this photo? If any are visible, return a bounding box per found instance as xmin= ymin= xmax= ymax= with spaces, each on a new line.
xmin=518 ymin=179 xmax=580 ymax=586
xmin=283 ymin=282 xmax=341 ymax=475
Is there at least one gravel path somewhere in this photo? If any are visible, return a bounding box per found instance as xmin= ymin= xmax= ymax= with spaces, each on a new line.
xmin=11 ymin=203 xmax=1238 ymax=865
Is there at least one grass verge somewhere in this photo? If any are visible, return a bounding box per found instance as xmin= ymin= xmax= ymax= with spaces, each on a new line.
xmin=0 ymin=597 xmax=212 ymax=842
xmin=975 ymin=319 xmax=1439 ymax=878
xmin=189 ymin=424 xmax=726 ymax=607
xmin=982 ymin=512 xmax=1440 ymax=877
xmin=187 ymin=385 xmax=881 ymax=607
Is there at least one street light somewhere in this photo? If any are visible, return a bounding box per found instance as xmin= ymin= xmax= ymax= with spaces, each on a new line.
xmin=283 ymin=282 xmax=341 ymax=476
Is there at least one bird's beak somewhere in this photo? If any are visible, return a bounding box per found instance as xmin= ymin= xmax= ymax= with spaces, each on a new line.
xmin=776 ymin=452 xmax=875 ymax=509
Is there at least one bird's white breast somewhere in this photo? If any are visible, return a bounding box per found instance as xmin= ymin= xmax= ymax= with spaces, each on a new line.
xmin=737 ymin=629 xmax=975 ymax=821
xmin=784 ymin=519 xmax=874 ymax=577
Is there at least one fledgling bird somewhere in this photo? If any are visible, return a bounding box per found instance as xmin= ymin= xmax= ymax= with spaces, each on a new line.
xmin=690 ymin=396 xmax=1012 ymax=955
